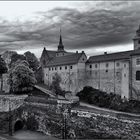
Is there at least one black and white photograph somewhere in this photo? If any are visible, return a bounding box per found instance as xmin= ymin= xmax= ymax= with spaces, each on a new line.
xmin=0 ymin=1 xmax=140 ymax=139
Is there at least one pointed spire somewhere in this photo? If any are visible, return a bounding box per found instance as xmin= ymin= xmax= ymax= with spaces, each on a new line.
xmin=59 ymin=28 xmax=63 ymax=45
xmin=58 ymin=28 xmax=64 ymax=51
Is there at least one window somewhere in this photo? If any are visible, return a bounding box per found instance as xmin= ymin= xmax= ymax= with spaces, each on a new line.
xmin=89 ymin=65 xmax=92 ymax=68
xmin=95 ymin=71 xmax=97 ymax=76
xmin=95 ymin=64 xmax=98 ymax=68
xmin=52 ymin=67 xmax=53 ymax=71
xmin=83 ymin=58 xmax=85 ymax=61
xmin=106 ymin=63 xmax=109 ymax=67
xmin=138 ymin=40 xmax=140 ymax=44
xmin=60 ymin=67 xmax=62 ymax=70
xmin=136 ymin=58 xmax=140 ymax=65
xmin=70 ymin=66 xmax=73 ymax=69
xmin=136 ymin=71 xmax=140 ymax=80
xmin=116 ymin=62 xmax=120 ymax=67
xmin=65 ymin=66 xmax=67 ymax=70
xmin=106 ymin=70 xmax=108 ymax=73
xmin=124 ymin=74 xmax=126 ymax=77
xmin=55 ymin=67 xmax=57 ymax=70
xmin=116 ymin=72 xmax=120 ymax=77
xmin=124 ymin=64 xmax=126 ymax=67
xmin=49 ymin=68 xmax=51 ymax=71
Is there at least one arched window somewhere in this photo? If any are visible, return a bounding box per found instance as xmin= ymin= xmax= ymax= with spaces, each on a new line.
xmin=136 ymin=71 xmax=140 ymax=80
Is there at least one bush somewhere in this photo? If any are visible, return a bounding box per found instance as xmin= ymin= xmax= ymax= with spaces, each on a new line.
xmin=26 ymin=115 xmax=38 ymax=130
xmin=76 ymin=86 xmax=140 ymax=113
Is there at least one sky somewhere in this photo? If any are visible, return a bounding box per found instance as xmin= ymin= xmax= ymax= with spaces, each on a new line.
xmin=0 ymin=1 xmax=139 ymax=58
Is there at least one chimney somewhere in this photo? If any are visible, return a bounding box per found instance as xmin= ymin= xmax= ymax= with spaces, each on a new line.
xmin=104 ymin=52 xmax=107 ymax=55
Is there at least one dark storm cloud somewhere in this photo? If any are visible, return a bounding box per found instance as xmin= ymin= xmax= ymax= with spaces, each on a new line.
xmin=0 ymin=1 xmax=140 ymax=53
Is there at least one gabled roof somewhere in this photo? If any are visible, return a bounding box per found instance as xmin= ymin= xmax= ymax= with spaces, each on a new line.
xmin=87 ymin=50 xmax=133 ymax=63
xmin=47 ymin=53 xmax=84 ymax=67
xmin=40 ymin=48 xmax=57 ymax=60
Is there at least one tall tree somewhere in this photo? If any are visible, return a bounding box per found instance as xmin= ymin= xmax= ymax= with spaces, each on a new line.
xmin=8 ymin=60 xmax=36 ymax=94
xmin=24 ymin=51 xmax=39 ymax=71
xmin=0 ymin=56 xmax=7 ymax=91
xmin=9 ymin=53 xmax=26 ymax=68
xmin=50 ymin=73 xmax=62 ymax=96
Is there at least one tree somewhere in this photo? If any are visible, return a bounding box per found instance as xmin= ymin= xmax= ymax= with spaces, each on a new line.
xmin=0 ymin=56 xmax=7 ymax=91
xmin=8 ymin=60 xmax=36 ymax=94
xmin=50 ymin=73 xmax=62 ymax=96
xmin=9 ymin=53 xmax=26 ymax=68
xmin=24 ymin=51 xmax=39 ymax=71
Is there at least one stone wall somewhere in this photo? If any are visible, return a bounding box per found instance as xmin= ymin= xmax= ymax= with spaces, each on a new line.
xmin=68 ymin=109 xmax=140 ymax=139
xmin=16 ymin=98 xmax=140 ymax=139
xmin=85 ymin=60 xmax=130 ymax=99
xmin=0 ymin=95 xmax=27 ymax=112
xmin=0 ymin=74 xmax=10 ymax=93
xmin=85 ymin=68 xmax=122 ymax=95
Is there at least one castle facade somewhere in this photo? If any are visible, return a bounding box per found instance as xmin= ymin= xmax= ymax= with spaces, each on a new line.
xmin=41 ymin=26 xmax=140 ymax=100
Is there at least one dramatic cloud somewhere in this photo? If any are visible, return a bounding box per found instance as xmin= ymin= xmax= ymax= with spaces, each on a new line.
xmin=0 ymin=1 xmax=140 ymax=57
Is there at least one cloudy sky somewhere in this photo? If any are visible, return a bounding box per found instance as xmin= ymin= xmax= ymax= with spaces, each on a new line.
xmin=0 ymin=1 xmax=140 ymax=58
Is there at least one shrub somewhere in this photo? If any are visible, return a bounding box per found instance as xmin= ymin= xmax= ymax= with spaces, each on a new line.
xmin=26 ymin=115 xmax=38 ymax=131
xmin=76 ymin=86 xmax=140 ymax=113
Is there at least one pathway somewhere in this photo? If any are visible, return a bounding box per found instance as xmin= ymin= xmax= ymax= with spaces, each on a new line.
xmin=0 ymin=130 xmax=58 ymax=140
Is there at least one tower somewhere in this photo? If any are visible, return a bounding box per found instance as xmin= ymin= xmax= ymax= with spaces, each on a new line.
xmin=57 ymin=28 xmax=64 ymax=51
xmin=133 ymin=25 xmax=140 ymax=50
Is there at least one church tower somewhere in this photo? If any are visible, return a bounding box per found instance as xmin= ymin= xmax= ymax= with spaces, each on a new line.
xmin=57 ymin=29 xmax=64 ymax=51
xmin=134 ymin=25 xmax=140 ymax=50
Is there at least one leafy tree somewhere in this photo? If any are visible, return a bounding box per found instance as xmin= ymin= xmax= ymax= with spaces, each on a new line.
xmin=8 ymin=60 xmax=36 ymax=94
xmin=0 ymin=56 xmax=7 ymax=91
xmin=24 ymin=51 xmax=39 ymax=71
xmin=9 ymin=53 xmax=26 ymax=68
xmin=50 ymin=73 xmax=63 ymax=96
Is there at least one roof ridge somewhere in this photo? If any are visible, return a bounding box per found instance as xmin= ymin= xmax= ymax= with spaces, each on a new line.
xmin=89 ymin=50 xmax=133 ymax=58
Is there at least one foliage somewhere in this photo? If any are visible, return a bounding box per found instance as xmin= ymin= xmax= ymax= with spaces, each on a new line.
xmin=35 ymin=66 xmax=44 ymax=83
xmin=24 ymin=51 xmax=39 ymax=71
xmin=8 ymin=60 xmax=36 ymax=94
xmin=9 ymin=53 xmax=26 ymax=68
xmin=77 ymin=86 xmax=140 ymax=113
xmin=50 ymin=73 xmax=63 ymax=96
xmin=0 ymin=56 xmax=7 ymax=75
xmin=0 ymin=56 xmax=8 ymax=91
xmin=26 ymin=115 xmax=38 ymax=130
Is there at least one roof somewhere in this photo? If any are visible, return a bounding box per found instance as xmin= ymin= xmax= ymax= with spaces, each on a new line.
xmin=34 ymin=85 xmax=55 ymax=98
xmin=47 ymin=53 xmax=83 ymax=67
xmin=46 ymin=50 xmax=57 ymax=58
xmin=40 ymin=48 xmax=57 ymax=60
xmin=87 ymin=50 xmax=133 ymax=63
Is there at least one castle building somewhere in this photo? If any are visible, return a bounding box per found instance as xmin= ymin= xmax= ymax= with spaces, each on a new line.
xmin=40 ymin=25 xmax=140 ymax=100
xmin=40 ymin=31 xmax=87 ymax=93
